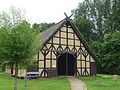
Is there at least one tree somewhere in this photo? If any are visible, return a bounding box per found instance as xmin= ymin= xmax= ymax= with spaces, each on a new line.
xmin=91 ymin=31 xmax=120 ymax=74
xmin=73 ymin=0 xmax=120 ymax=41
xmin=73 ymin=0 xmax=106 ymax=39
xmin=32 ymin=22 xmax=55 ymax=33
xmin=108 ymin=0 xmax=120 ymax=31
xmin=74 ymin=15 xmax=96 ymax=43
xmin=73 ymin=0 xmax=120 ymax=74
xmin=0 ymin=7 xmax=40 ymax=90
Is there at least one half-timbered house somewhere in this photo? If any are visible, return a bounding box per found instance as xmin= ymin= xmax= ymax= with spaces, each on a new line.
xmin=5 ymin=15 xmax=100 ymax=78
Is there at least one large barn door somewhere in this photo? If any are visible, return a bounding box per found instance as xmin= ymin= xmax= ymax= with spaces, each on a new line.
xmin=57 ymin=52 xmax=76 ymax=76
xmin=57 ymin=53 xmax=66 ymax=75
xmin=68 ymin=53 xmax=76 ymax=75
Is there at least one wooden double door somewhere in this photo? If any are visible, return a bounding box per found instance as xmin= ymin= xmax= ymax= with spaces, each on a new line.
xmin=57 ymin=52 xmax=76 ymax=76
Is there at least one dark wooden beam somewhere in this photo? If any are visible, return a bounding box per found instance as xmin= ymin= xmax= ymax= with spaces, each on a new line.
xmin=64 ymin=12 xmax=73 ymax=19
xmin=85 ymin=56 xmax=87 ymax=75
xmin=37 ymin=52 xmax=39 ymax=71
xmin=44 ymin=50 xmax=46 ymax=77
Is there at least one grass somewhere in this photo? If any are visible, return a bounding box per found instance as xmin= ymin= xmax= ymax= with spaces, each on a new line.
xmin=0 ymin=73 xmax=71 ymax=90
xmin=1 ymin=72 xmax=120 ymax=90
xmin=78 ymin=74 xmax=120 ymax=90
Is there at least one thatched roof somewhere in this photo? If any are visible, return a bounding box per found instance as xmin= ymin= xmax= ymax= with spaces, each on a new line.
xmin=39 ymin=17 xmax=100 ymax=63
xmin=40 ymin=19 xmax=65 ymax=45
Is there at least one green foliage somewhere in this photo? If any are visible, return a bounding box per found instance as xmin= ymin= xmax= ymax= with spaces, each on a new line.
xmin=74 ymin=0 xmax=120 ymax=74
xmin=107 ymin=0 xmax=120 ymax=31
xmin=0 ymin=21 xmax=40 ymax=69
xmin=73 ymin=0 xmax=120 ymax=41
xmin=0 ymin=21 xmax=39 ymax=68
xmin=0 ymin=7 xmax=41 ymax=90
xmin=32 ymin=23 xmax=55 ymax=33
xmin=74 ymin=16 xmax=96 ymax=42
xmin=0 ymin=6 xmax=25 ymax=29
xmin=73 ymin=0 xmax=104 ymax=40
xmin=0 ymin=7 xmax=40 ymax=69
xmin=91 ymin=32 xmax=120 ymax=74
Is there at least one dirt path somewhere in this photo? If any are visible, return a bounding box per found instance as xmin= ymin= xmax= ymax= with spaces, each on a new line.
xmin=68 ymin=76 xmax=87 ymax=90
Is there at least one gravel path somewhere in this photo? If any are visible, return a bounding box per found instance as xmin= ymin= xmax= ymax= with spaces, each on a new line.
xmin=68 ymin=76 xmax=87 ymax=90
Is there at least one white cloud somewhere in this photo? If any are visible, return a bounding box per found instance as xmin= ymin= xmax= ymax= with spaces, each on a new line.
xmin=0 ymin=0 xmax=84 ymax=23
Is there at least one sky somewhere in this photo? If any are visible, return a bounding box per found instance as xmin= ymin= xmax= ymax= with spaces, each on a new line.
xmin=0 ymin=0 xmax=84 ymax=24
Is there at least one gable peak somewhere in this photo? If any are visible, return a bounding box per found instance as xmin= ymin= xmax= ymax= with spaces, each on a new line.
xmin=64 ymin=12 xmax=73 ymax=20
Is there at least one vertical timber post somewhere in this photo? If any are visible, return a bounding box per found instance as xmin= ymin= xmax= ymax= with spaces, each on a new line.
xmin=44 ymin=50 xmax=46 ymax=77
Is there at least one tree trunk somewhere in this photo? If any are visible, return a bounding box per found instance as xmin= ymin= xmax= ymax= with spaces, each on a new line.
xmin=14 ymin=63 xmax=18 ymax=90
xmin=24 ymin=71 xmax=27 ymax=87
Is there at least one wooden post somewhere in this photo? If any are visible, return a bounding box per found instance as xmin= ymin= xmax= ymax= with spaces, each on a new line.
xmin=44 ymin=50 xmax=46 ymax=77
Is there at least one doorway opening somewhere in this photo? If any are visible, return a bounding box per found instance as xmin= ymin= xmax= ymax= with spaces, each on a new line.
xmin=57 ymin=52 xmax=76 ymax=76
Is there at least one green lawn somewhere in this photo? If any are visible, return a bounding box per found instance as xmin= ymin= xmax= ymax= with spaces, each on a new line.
xmin=78 ymin=74 xmax=120 ymax=90
xmin=1 ymin=73 xmax=120 ymax=90
xmin=0 ymin=73 xmax=71 ymax=90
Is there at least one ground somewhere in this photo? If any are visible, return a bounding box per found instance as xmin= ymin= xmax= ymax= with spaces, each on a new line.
xmin=0 ymin=73 xmax=70 ymax=90
xmin=68 ymin=76 xmax=87 ymax=90
xmin=78 ymin=74 xmax=120 ymax=90
xmin=0 ymin=73 xmax=120 ymax=90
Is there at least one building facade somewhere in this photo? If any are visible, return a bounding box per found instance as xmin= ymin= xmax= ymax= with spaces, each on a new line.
xmin=5 ymin=17 xmax=100 ymax=78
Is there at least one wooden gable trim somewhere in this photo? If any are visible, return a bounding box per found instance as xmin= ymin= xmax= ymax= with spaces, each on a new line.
xmin=67 ymin=19 xmax=101 ymax=63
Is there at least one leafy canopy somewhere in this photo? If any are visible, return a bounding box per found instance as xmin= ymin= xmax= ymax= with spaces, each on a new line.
xmin=91 ymin=31 xmax=120 ymax=74
xmin=0 ymin=7 xmax=40 ymax=68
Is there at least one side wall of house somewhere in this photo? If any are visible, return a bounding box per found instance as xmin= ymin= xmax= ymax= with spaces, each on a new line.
xmin=5 ymin=55 xmax=37 ymax=77
xmin=5 ymin=68 xmax=26 ymax=77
